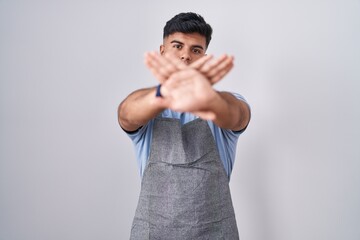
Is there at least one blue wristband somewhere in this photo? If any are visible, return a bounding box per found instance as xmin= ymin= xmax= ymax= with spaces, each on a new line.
xmin=155 ymin=84 xmax=162 ymax=97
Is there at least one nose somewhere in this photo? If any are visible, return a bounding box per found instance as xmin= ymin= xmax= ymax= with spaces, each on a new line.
xmin=180 ymin=50 xmax=191 ymax=64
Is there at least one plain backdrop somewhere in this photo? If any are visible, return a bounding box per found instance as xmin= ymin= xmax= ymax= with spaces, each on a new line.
xmin=1 ymin=0 xmax=359 ymax=239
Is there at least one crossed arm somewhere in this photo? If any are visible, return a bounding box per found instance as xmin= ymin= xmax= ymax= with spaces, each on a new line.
xmin=118 ymin=52 xmax=250 ymax=132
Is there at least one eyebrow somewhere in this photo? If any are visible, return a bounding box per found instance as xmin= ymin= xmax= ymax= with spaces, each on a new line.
xmin=170 ymin=40 xmax=204 ymax=50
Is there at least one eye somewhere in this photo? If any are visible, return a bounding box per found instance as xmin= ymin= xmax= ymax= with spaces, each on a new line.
xmin=193 ymin=48 xmax=202 ymax=54
xmin=173 ymin=44 xmax=182 ymax=49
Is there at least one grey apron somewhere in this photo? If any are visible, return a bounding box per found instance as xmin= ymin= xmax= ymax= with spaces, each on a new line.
xmin=130 ymin=117 xmax=239 ymax=239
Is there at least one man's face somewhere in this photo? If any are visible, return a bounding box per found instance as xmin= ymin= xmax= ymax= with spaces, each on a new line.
xmin=160 ymin=32 xmax=207 ymax=65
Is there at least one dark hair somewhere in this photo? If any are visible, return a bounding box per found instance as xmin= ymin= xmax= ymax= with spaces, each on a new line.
xmin=163 ymin=12 xmax=213 ymax=48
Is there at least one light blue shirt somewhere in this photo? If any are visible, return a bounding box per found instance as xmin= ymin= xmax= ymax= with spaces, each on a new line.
xmin=126 ymin=93 xmax=249 ymax=180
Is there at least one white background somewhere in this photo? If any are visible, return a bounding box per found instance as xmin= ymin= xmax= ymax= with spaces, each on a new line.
xmin=1 ymin=0 xmax=359 ymax=239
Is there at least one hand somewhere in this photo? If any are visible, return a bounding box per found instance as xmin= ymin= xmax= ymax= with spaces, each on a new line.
xmin=144 ymin=52 xmax=234 ymax=84
xmin=154 ymin=68 xmax=220 ymax=120
xmin=191 ymin=54 xmax=234 ymax=84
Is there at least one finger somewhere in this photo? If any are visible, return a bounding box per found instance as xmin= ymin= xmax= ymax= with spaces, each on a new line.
xmin=198 ymin=54 xmax=228 ymax=74
xmin=145 ymin=58 xmax=167 ymax=83
xmin=145 ymin=52 xmax=177 ymax=78
xmin=209 ymin=62 xmax=234 ymax=84
xmin=163 ymin=53 xmax=188 ymax=70
xmin=206 ymin=55 xmax=234 ymax=78
xmin=144 ymin=52 xmax=167 ymax=83
xmin=145 ymin=52 xmax=179 ymax=82
xmin=190 ymin=54 xmax=213 ymax=69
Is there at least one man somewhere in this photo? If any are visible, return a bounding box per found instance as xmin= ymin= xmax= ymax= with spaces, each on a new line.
xmin=118 ymin=12 xmax=250 ymax=239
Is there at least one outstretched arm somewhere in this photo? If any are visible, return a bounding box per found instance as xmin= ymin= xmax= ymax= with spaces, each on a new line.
xmin=118 ymin=53 xmax=235 ymax=132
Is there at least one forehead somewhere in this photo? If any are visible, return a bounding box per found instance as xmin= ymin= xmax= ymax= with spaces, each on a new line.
xmin=164 ymin=32 xmax=206 ymax=48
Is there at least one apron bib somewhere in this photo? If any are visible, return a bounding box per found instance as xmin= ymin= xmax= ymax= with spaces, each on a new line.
xmin=130 ymin=117 xmax=239 ymax=239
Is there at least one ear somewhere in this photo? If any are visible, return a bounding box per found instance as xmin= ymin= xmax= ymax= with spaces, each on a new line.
xmin=160 ymin=45 xmax=165 ymax=55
